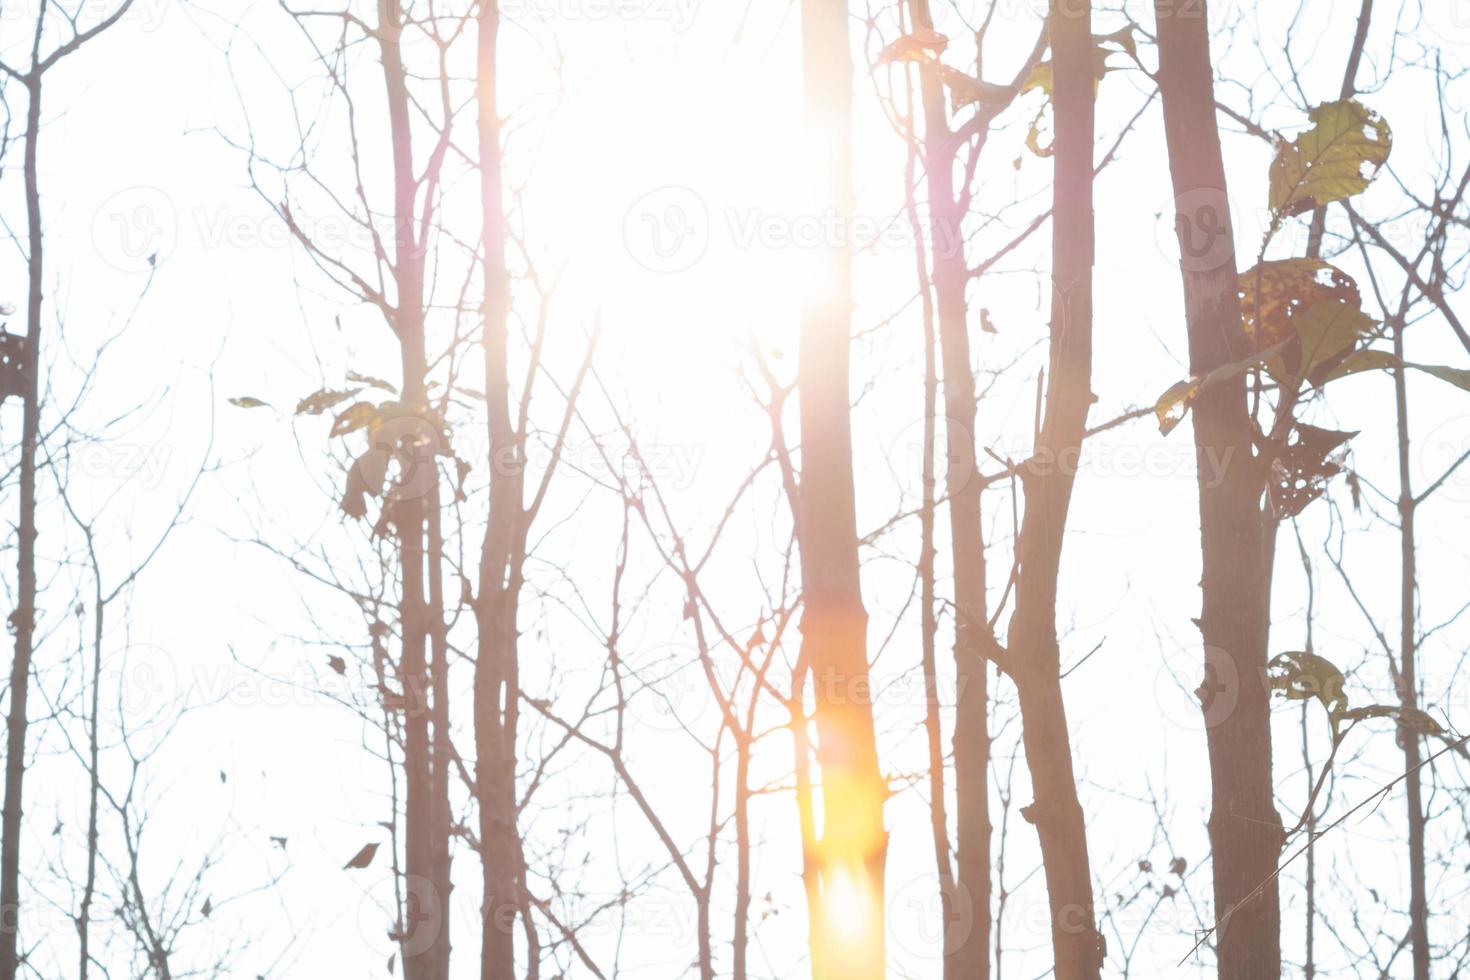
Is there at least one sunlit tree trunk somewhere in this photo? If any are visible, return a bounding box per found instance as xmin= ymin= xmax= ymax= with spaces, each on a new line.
xmin=475 ymin=3 xmax=528 ymax=977
xmin=1153 ymin=3 xmax=1283 ymax=976
xmin=1002 ymin=4 xmax=1104 ymax=977
xmin=796 ymin=0 xmax=887 ymax=976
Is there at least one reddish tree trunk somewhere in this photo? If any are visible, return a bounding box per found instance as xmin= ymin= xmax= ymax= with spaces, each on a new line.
xmin=1153 ymin=3 xmax=1284 ymax=976
xmin=797 ymin=1 xmax=888 ymax=976
xmin=1003 ymin=4 xmax=1105 ymax=976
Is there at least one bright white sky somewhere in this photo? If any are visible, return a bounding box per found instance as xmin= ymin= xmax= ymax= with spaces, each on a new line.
xmin=1 ymin=0 xmax=1467 ymax=977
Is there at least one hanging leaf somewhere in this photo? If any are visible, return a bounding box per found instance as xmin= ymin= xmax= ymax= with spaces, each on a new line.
xmin=1155 ymin=379 xmax=1198 ymax=436
xmin=875 ymin=30 xmax=948 ymax=66
xmin=342 ymin=842 xmax=379 ymax=870
xmin=228 ymin=396 xmax=270 ymax=409
xmin=1337 ymin=704 xmax=1445 ymax=736
xmin=1021 ymin=46 xmax=1113 ymax=98
xmin=1154 ymin=339 xmax=1290 ymax=435
xmin=1414 ymin=363 xmax=1470 ymax=393
xmin=1269 ymin=99 xmax=1392 ymax=218
xmin=347 ymin=370 xmax=398 ymax=395
xmin=296 ymin=388 xmax=363 ymax=416
xmin=1293 ymin=300 xmax=1377 ymax=386
xmin=1323 ymin=351 xmax=1470 ymax=392
xmin=1239 ymin=258 xmax=1361 ymax=352
xmin=1321 ymin=347 xmax=1399 ymax=382
xmin=330 ymin=401 xmax=377 ymax=438
xmin=1016 ymin=34 xmax=1127 ymax=159
xmin=1267 ymin=651 xmax=1348 ymax=718
xmin=1268 ymin=424 xmax=1356 ymax=518
xmin=341 ymin=448 xmax=389 ymax=520
xmin=327 ymin=655 xmax=347 ymax=675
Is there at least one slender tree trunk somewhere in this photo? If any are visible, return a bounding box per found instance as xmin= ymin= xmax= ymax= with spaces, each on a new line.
xmin=378 ymin=3 xmax=446 ymax=975
xmin=79 ymin=579 xmax=104 ymax=980
xmin=475 ymin=3 xmax=527 ymax=977
xmin=909 ymin=160 xmax=959 ymax=972
xmin=796 ymin=1 xmax=887 ymax=976
xmin=1391 ymin=314 xmax=1430 ymax=980
xmin=1153 ymin=3 xmax=1283 ymax=976
xmin=0 ymin=77 xmax=43 ymax=980
xmin=906 ymin=3 xmax=993 ymax=973
xmin=1001 ymin=5 xmax=1105 ymax=977
xmin=733 ymin=737 xmax=752 ymax=980
xmin=427 ymin=490 xmax=453 ymax=980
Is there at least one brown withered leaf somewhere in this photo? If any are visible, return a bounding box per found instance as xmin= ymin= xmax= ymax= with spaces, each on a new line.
xmin=343 ymin=842 xmax=379 ymax=870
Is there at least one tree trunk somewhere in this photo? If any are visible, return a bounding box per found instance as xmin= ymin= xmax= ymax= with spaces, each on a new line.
xmin=1002 ymin=7 xmax=1104 ymax=976
xmin=906 ymin=2 xmax=993 ymax=973
xmin=475 ymin=3 xmax=527 ymax=977
xmin=1391 ymin=314 xmax=1430 ymax=980
xmin=378 ymin=2 xmax=448 ymax=975
xmin=0 ymin=76 xmax=44 ymax=980
xmin=1153 ymin=3 xmax=1283 ymax=976
xmin=797 ymin=1 xmax=888 ymax=976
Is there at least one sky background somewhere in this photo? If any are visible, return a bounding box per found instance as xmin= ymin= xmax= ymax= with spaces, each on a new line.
xmin=0 ymin=0 xmax=1468 ymax=976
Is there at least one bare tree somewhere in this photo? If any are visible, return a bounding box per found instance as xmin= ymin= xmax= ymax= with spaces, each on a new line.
xmin=0 ymin=3 xmax=140 ymax=975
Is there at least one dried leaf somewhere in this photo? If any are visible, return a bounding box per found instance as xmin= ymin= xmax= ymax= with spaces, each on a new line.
xmin=330 ymin=402 xmax=377 ymax=438
xmin=1238 ymin=258 xmax=1361 ymax=353
xmin=343 ymin=842 xmax=379 ymax=870
xmin=296 ymin=388 xmax=362 ymax=416
xmin=1268 ymin=424 xmax=1356 ymax=518
xmin=347 ymin=370 xmax=398 ymax=395
xmin=875 ymin=30 xmax=948 ymax=66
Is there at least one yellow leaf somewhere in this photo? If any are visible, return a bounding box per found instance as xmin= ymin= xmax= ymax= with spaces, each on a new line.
xmin=1269 ymin=99 xmax=1391 ymax=217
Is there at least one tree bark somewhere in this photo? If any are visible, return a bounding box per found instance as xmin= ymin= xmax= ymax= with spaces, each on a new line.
xmin=1391 ymin=313 xmax=1430 ymax=980
xmin=377 ymin=2 xmax=448 ymax=975
xmin=796 ymin=1 xmax=888 ymax=976
xmin=1153 ymin=3 xmax=1283 ymax=976
xmin=906 ymin=2 xmax=994 ymax=973
xmin=0 ymin=76 xmax=44 ymax=980
xmin=475 ymin=3 xmax=527 ymax=977
xmin=1002 ymin=7 xmax=1105 ymax=977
